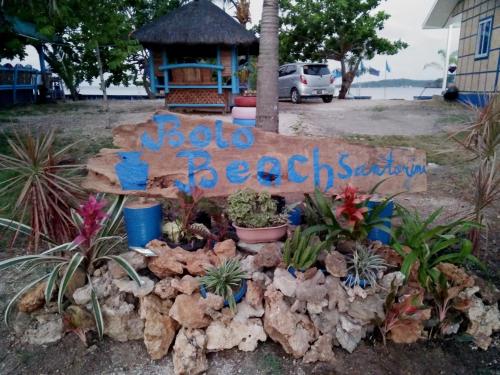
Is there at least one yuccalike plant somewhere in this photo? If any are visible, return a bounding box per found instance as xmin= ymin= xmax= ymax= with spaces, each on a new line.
xmin=345 ymin=243 xmax=387 ymax=287
xmin=0 ymin=129 xmax=83 ymax=250
xmin=282 ymin=227 xmax=327 ymax=271
xmin=227 ymin=188 xmax=287 ymax=228
xmin=392 ymin=205 xmax=482 ymax=290
xmin=0 ymin=195 xmax=141 ymax=339
xmin=200 ymin=259 xmax=247 ymax=312
xmin=303 ymin=181 xmax=397 ymax=245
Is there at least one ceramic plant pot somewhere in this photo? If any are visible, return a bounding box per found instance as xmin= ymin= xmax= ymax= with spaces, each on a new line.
xmin=234 ymin=95 xmax=257 ymax=107
xmin=200 ymin=279 xmax=247 ymax=307
xmin=342 ymin=273 xmax=370 ymax=289
xmin=233 ymin=224 xmax=287 ymax=244
xmin=366 ymin=199 xmax=394 ymax=245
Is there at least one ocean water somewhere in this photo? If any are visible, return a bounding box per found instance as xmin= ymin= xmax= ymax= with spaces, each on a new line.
xmin=76 ymin=85 xmax=444 ymax=101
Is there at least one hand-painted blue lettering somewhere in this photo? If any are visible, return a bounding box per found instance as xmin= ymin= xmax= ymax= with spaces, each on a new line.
xmin=313 ymin=147 xmax=334 ymax=191
xmin=232 ymin=127 xmax=254 ymax=149
xmin=215 ymin=120 xmax=229 ymax=149
xmin=337 ymin=153 xmax=352 ymax=180
xmin=287 ymin=155 xmax=308 ymax=183
xmin=257 ymin=156 xmax=282 ymax=186
xmin=189 ymin=125 xmax=212 ymax=148
xmin=226 ymin=160 xmax=250 ymax=184
xmin=174 ymin=150 xmax=218 ymax=193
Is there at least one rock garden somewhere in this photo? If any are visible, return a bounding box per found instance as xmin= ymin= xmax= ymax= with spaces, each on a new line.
xmin=2 ymin=180 xmax=499 ymax=375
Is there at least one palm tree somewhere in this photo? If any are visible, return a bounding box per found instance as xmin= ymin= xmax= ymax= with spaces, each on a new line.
xmin=424 ymin=49 xmax=458 ymax=71
xmin=256 ymin=0 xmax=279 ymax=133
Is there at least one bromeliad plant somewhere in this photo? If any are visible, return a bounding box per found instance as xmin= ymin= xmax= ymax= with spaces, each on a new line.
xmin=200 ymin=259 xmax=247 ymax=312
xmin=345 ymin=243 xmax=387 ymax=287
xmin=392 ymin=206 xmax=482 ymax=290
xmin=282 ymin=227 xmax=328 ymax=271
xmin=0 ymin=195 xmax=141 ymax=339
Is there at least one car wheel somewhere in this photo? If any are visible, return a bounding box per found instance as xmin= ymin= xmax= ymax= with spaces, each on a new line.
xmin=322 ymin=95 xmax=333 ymax=103
xmin=291 ymin=88 xmax=301 ymax=104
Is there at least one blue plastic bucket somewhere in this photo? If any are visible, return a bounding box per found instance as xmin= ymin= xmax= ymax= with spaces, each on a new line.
xmin=233 ymin=118 xmax=256 ymax=127
xmin=366 ymin=199 xmax=394 ymax=244
xmin=123 ymin=201 xmax=162 ymax=247
xmin=200 ymin=279 xmax=247 ymax=307
xmin=288 ymin=206 xmax=303 ymax=225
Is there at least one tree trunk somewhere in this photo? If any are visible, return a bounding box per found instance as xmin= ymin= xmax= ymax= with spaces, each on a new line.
xmin=143 ymin=73 xmax=155 ymax=99
xmin=256 ymin=0 xmax=279 ymax=133
xmin=95 ymin=42 xmax=108 ymax=111
xmin=338 ymin=58 xmax=360 ymax=99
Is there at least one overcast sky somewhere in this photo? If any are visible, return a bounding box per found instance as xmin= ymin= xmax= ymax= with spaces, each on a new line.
xmin=4 ymin=0 xmax=458 ymax=83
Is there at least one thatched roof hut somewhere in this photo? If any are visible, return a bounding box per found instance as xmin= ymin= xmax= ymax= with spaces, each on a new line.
xmin=134 ymin=0 xmax=258 ymax=112
xmin=134 ymin=0 xmax=258 ymax=50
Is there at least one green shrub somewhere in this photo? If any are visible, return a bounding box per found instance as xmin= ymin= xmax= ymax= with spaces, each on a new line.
xmin=282 ymin=227 xmax=327 ymax=270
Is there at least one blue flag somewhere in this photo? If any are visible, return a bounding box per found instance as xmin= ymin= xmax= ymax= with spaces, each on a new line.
xmin=385 ymin=61 xmax=391 ymax=73
xmin=356 ymin=61 xmax=366 ymax=77
xmin=368 ymin=67 xmax=380 ymax=76
xmin=332 ymin=69 xmax=342 ymax=78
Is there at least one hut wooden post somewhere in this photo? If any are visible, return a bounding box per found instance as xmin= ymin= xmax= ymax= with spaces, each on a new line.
xmin=231 ymin=46 xmax=239 ymax=94
xmin=216 ymin=46 xmax=222 ymax=94
xmin=162 ymin=49 xmax=169 ymax=94
xmin=148 ymin=49 xmax=157 ymax=95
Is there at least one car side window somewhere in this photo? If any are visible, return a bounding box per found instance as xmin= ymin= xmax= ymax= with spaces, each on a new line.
xmin=278 ymin=66 xmax=287 ymax=77
xmin=286 ymin=65 xmax=297 ymax=75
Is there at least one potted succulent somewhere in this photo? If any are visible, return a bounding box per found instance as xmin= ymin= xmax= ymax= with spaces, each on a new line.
xmin=282 ymin=227 xmax=327 ymax=277
xmin=344 ymin=243 xmax=387 ymax=288
xmin=199 ymin=259 xmax=247 ymax=312
xmin=227 ymin=189 xmax=288 ymax=243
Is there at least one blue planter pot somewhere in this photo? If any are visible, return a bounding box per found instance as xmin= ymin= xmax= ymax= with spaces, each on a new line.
xmin=342 ymin=273 xmax=370 ymax=289
xmin=288 ymin=206 xmax=303 ymax=225
xmin=233 ymin=118 xmax=256 ymax=127
xmin=288 ymin=266 xmax=326 ymax=278
xmin=367 ymin=199 xmax=394 ymax=245
xmin=123 ymin=203 xmax=162 ymax=247
xmin=115 ymin=151 xmax=149 ymax=191
xmin=200 ymin=279 xmax=247 ymax=307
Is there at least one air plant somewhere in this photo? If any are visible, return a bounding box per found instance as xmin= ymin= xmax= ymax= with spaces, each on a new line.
xmin=0 ymin=129 xmax=83 ymax=251
xmin=345 ymin=243 xmax=387 ymax=287
xmin=200 ymin=259 xmax=247 ymax=312
xmin=0 ymin=195 xmax=140 ymax=340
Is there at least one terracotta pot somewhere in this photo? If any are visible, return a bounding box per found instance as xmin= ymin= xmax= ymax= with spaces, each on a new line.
xmin=233 ymin=223 xmax=287 ymax=244
xmin=234 ymin=96 xmax=257 ymax=107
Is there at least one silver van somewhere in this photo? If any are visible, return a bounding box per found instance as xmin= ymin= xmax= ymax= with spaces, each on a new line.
xmin=278 ymin=63 xmax=334 ymax=104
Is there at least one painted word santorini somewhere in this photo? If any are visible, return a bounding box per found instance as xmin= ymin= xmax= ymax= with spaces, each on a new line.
xmin=83 ymin=112 xmax=427 ymax=197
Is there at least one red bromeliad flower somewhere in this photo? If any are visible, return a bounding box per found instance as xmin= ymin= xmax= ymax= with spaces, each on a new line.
xmin=335 ymin=184 xmax=370 ymax=228
xmin=73 ymin=196 xmax=108 ymax=248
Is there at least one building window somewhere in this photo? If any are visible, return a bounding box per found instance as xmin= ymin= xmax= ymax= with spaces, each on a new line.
xmin=475 ymin=17 xmax=493 ymax=59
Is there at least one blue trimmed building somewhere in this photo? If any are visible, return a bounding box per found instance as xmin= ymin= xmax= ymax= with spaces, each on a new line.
xmin=134 ymin=0 xmax=258 ymax=112
xmin=424 ymin=0 xmax=500 ymax=105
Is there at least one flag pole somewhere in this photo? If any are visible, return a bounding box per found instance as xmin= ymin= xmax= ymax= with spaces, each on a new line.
xmin=384 ymin=62 xmax=387 ymax=99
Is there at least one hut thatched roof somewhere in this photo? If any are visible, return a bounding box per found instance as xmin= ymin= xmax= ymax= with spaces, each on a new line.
xmin=134 ymin=0 xmax=258 ymax=49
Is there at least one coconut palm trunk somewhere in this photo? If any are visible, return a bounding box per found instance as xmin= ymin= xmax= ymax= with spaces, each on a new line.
xmin=256 ymin=0 xmax=279 ymax=133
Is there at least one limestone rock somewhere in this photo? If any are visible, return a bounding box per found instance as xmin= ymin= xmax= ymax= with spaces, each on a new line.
xmin=202 ymin=292 xmax=225 ymax=311
xmin=296 ymin=270 xmax=327 ymax=303
xmin=245 ymin=280 xmax=264 ymax=309
xmin=23 ymin=312 xmax=63 ymax=345
xmin=171 ymin=275 xmax=199 ymax=295
xmin=303 ymin=334 xmax=335 ymax=363
xmin=380 ymin=271 xmax=405 ymax=290
xmin=251 ymin=271 xmax=272 ymax=286
xmin=272 ymin=268 xmax=297 ymax=297
xmin=238 ymin=241 xmax=284 ymax=254
xmin=18 ymin=282 xmax=46 ymax=313
xmin=325 ymin=251 xmax=347 ymax=278
xmin=73 ymin=272 xmax=116 ymax=305
xmin=206 ymin=317 xmax=267 ymax=352
xmin=154 ymin=278 xmax=178 ymax=300
xmin=240 ymin=255 xmax=261 ymax=274
xmin=169 ymin=294 xmax=212 ymax=328
xmin=139 ymin=295 xmax=178 ymax=360
xmin=473 ymin=276 xmax=500 ymax=304
xmin=113 ymin=276 xmax=154 ymax=298
xmin=102 ymin=294 xmax=144 ymax=342
xmin=347 ymin=294 xmax=385 ymax=324
xmin=335 ymin=315 xmax=366 ymax=353
xmin=307 ymin=299 xmax=328 ymax=315
xmin=173 ymin=328 xmax=208 ymax=375
xmin=214 ymin=239 xmax=236 ymax=263
xmin=325 ymin=276 xmax=349 ymax=313
xmin=234 ymin=301 xmax=264 ymax=321
xmin=437 ymin=263 xmax=475 ymax=288
xmin=311 ymin=308 xmax=339 ymax=334
xmin=466 ymin=295 xmax=500 ymax=350
xmin=263 ymin=288 xmax=317 ymax=358
xmin=109 ymin=251 xmax=147 ymax=279
xmin=254 ymin=242 xmax=282 ymax=268
xmin=65 ymin=305 xmax=95 ymax=330
xmin=291 ymin=300 xmax=307 ymax=314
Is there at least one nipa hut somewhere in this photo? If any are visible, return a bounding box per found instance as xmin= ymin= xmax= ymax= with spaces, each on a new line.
xmin=134 ymin=0 xmax=258 ymax=112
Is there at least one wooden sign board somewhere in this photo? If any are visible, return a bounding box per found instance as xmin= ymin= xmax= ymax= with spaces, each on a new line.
xmin=83 ymin=112 xmax=427 ymax=197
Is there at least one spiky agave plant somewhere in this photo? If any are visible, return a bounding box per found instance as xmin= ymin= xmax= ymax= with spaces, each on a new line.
xmin=283 ymin=227 xmax=327 ymax=271
xmin=200 ymin=259 xmax=247 ymax=312
xmin=0 ymin=195 xmax=141 ymax=339
xmin=345 ymin=243 xmax=387 ymax=287
xmin=0 ymin=129 xmax=83 ymax=250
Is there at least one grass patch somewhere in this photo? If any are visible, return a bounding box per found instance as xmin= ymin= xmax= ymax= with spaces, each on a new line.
xmin=372 ymin=105 xmax=387 ymax=112
xmin=343 ymin=133 xmax=470 ymax=166
xmin=259 ymin=354 xmax=283 ymax=375
xmin=0 ymin=102 xmax=83 ymax=123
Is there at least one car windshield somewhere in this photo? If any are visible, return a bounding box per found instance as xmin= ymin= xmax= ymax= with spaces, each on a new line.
xmin=303 ymin=65 xmax=330 ymax=76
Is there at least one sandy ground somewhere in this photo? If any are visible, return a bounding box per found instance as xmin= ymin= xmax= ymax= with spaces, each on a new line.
xmin=0 ymin=98 xmax=498 ymax=375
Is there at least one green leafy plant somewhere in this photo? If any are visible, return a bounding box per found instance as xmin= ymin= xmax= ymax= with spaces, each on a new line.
xmin=392 ymin=206 xmax=482 ymax=290
xmin=282 ymin=227 xmax=327 ymax=270
xmin=345 ymin=243 xmax=387 ymax=287
xmin=0 ymin=195 xmax=140 ymax=339
xmin=200 ymin=259 xmax=247 ymax=312
xmin=303 ymin=182 xmax=396 ymax=245
xmin=227 ymin=189 xmax=286 ymax=228
xmin=0 ymin=129 xmax=83 ymax=250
